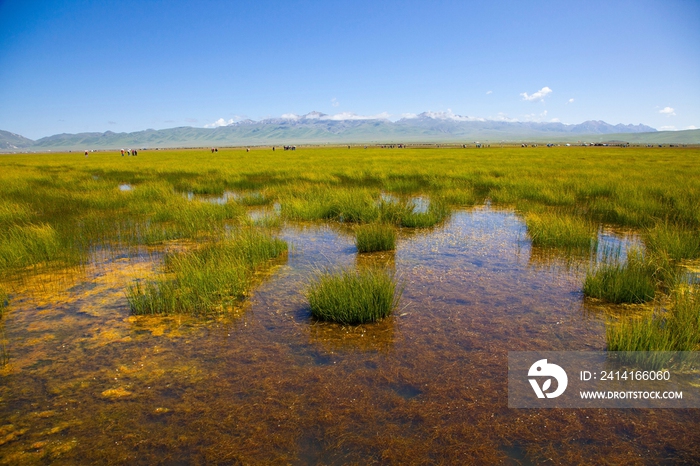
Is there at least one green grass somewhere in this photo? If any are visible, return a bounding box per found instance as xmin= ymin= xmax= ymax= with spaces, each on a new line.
xmin=355 ymin=223 xmax=397 ymax=253
xmin=398 ymin=198 xmax=451 ymax=228
xmin=0 ymin=223 xmax=64 ymax=272
xmin=306 ymin=268 xmax=402 ymax=324
xmin=237 ymin=191 xmax=273 ymax=206
xmin=127 ymin=229 xmax=287 ymax=316
xmin=525 ymin=211 xmax=599 ymax=252
xmin=583 ymin=249 xmax=657 ymax=304
xmin=644 ymin=222 xmax=700 ymax=261
xmin=607 ymin=288 xmax=700 ymax=351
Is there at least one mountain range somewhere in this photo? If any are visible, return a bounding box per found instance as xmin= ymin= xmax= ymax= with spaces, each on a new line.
xmin=2 ymin=112 xmax=698 ymax=151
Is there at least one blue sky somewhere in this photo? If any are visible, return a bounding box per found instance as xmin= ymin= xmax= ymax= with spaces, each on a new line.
xmin=1 ymin=0 xmax=698 ymax=139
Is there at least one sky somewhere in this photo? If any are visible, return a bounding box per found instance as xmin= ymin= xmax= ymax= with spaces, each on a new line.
xmin=0 ymin=0 xmax=698 ymax=140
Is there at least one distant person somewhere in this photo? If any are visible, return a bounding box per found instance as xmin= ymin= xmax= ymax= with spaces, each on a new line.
xmin=85 ymin=150 xmax=88 ymax=157
xmin=121 ymin=149 xmax=124 ymax=156
xmin=272 ymin=146 xmax=275 ymax=151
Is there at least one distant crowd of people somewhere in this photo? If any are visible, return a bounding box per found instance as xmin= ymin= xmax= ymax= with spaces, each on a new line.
xmin=120 ymin=149 xmax=138 ymax=156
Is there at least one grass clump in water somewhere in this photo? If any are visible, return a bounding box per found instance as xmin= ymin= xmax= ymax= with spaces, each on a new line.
xmin=525 ymin=211 xmax=598 ymax=252
xmin=607 ymin=288 xmax=700 ymax=351
xmin=355 ymin=223 xmax=397 ymax=253
xmin=128 ymin=229 xmax=287 ymax=316
xmin=307 ymin=268 xmax=402 ymax=324
xmin=584 ymin=249 xmax=657 ymax=304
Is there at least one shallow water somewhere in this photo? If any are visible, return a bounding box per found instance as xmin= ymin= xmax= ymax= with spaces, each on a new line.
xmin=1 ymin=207 xmax=698 ymax=464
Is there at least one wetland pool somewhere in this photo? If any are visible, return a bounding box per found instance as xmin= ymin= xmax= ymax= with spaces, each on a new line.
xmin=1 ymin=206 xmax=698 ymax=464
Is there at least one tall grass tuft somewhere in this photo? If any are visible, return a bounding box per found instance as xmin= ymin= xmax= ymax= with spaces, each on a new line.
xmin=355 ymin=223 xmax=397 ymax=253
xmin=525 ymin=212 xmax=598 ymax=252
xmin=644 ymin=222 xmax=700 ymax=261
xmin=0 ymin=223 xmax=63 ymax=272
xmin=127 ymin=230 xmax=287 ymax=316
xmin=583 ymin=249 xmax=656 ymax=304
xmin=307 ymin=268 xmax=402 ymax=324
xmin=607 ymin=288 xmax=700 ymax=351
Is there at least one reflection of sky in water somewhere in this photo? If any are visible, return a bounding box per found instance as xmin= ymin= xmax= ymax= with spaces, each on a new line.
xmin=0 ymin=207 xmax=696 ymax=464
xmin=597 ymin=227 xmax=643 ymax=262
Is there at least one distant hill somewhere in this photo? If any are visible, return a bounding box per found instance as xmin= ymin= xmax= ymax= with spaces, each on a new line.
xmin=0 ymin=130 xmax=34 ymax=150
xmin=2 ymin=112 xmax=698 ymax=152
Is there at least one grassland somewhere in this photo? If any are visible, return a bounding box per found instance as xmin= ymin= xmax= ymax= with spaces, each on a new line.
xmin=0 ymin=146 xmax=698 ymax=336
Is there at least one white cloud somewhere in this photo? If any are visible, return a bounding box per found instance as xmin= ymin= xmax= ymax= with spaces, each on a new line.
xmin=419 ymin=109 xmax=485 ymax=122
xmin=204 ymin=118 xmax=235 ymax=128
xmin=660 ymin=125 xmax=676 ymax=131
xmin=520 ymin=86 xmax=553 ymax=102
xmin=541 ymin=110 xmax=547 ymax=117
xmin=331 ymin=98 xmax=339 ymax=107
xmin=401 ymin=113 xmax=418 ymax=119
xmin=550 ymin=118 xmax=561 ymax=123
xmin=486 ymin=90 xmax=493 ymax=95
xmin=494 ymin=112 xmax=519 ymax=122
xmin=686 ymin=125 xmax=698 ymax=130
xmin=323 ymin=111 xmax=390 ymax=121
xmin=568 ymin=98 xmax=574 ymax=103
xmin=281 ymin=111 xmax=392 ymax=121
xmin=659 ymin=106 xmax=676 ymax=116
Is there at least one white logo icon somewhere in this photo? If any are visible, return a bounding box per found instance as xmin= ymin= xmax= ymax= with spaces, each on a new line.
xmin=528 ymin=359 xmax=568 ymax=398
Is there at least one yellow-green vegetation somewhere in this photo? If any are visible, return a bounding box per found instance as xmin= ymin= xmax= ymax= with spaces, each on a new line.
xmin=355 ymin=223 xmax=397 ymax=253
xmin=607 ymin=289 xmax=700 ymax=351
xmin=525 ymin=211 xmax=599 ymax=251
xmin=236 ymin=191 xmax=273 ymax=206
xmin=644 ymin=221 xmax=700 ymax=261
xmin=307 ymin=268 xmax=402 ymax=324
xmin=127 ymin=229 xmax=287 ymax=316
xmin=583 ymin=249 xmax=659 ymax=304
